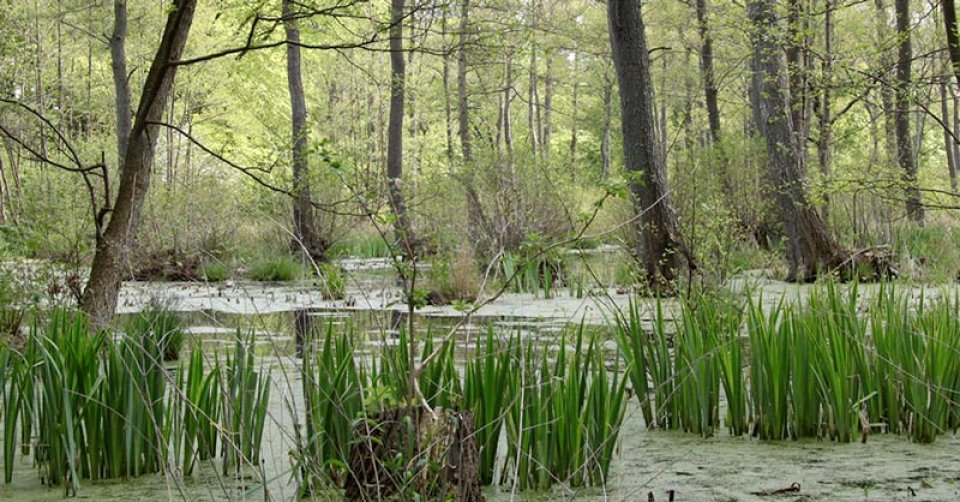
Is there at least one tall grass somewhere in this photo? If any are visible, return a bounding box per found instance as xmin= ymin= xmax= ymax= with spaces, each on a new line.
xmin=614 ymin=284 xmax=960 ymax=444
xmin=0 ymin=310 xmax=270 ymax=493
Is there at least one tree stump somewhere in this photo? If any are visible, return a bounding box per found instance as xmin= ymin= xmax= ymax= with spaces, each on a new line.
xmin=345 ymin=406 xmax=483 ymax=502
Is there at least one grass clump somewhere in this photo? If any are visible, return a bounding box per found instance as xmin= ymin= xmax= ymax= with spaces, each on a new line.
xmin=248 ymin=254 xmax=303 ymax=281
xmin=198 ymin=261 xmax=228 ymax=282
xmin=315 ymin=263 xmax=346 ymax=300
xmin=126 ymin=303 xmax=186 ymax=361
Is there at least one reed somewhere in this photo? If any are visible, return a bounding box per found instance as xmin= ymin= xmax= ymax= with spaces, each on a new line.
xmin=222 ymin=332 xmax=271 ymax=475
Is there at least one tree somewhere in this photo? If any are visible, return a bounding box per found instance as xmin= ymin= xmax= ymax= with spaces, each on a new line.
xmin=895 ymin=0 xmax=924 ymax=223
xmin=388 ymin=0 xmax=416 ymax=256
xmin=283 ymin=0 xmax=328 ymax=263
xmin=81 ymin=0 xmax=197 ymax=326
xmin=607 ymin=0 xmax=694 ymax=290
xmin=747 ymin=0 xmax=846 ymax=281
xmin=109 ymin=0 xmax=132 ymax=167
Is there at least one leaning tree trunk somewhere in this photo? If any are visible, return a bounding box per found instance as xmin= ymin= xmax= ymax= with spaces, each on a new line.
xmin=110 ymin=0 xmax=132 ymax=168
xmin=81 ymin=0 xmax=197 ymax=327
xmin=388 ymin=0 xmax=416 ymax=257
xmin=607 ymin=0 xmax=695 ymax=291
xmin=283 ymin=0 xmax=328 ymax=263
xmin=748 ymin=0 xmax=846 ymax=282
xmin=895 ymin=0 xmax=924 ymax=223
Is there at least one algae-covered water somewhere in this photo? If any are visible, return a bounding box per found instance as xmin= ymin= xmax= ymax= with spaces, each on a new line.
xmin=4 ymin=265 xmax=960 ymax=501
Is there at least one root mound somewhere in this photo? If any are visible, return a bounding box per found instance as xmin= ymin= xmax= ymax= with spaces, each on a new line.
xmin=345 ymin=406 xmax=482 ymax=502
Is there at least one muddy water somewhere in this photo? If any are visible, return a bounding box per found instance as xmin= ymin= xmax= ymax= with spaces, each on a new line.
xmin=5 ymin=265 xmax=960 ymax=501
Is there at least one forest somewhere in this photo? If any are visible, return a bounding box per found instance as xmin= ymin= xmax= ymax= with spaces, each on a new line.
xmin=2 ymin=0 xmax=960 ymax=500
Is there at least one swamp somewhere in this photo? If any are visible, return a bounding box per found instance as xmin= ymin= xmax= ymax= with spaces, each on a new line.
xmin=4 ymin=0 xmax=960 ymax=500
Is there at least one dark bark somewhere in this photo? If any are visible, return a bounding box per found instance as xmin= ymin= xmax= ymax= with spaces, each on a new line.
xmin=695 ymin=0 xmax=721 ymax=144
xmin=944 ymin=0 xmax=960 ymax=87
xmin=110 ymin=0 xmax=132 ymax=168
xmin=607 ymin=0 xmax=695 ymax=290
xmin=748 ymin=0 xmax=846 ymax=282
xmin=876 ymin=0 xmax=899 ymax=167
xmin=894 ymin=0 xmax=924 ymax=223
xmin=81 ymin=0 xmax=198 ymax=327
xmin=941 ymin=82 xmax=958 ymax=191
xmin=785 ymin=0 xmax=807 ymax=165
xmin=388 ymin=0 xmax=416 ymax=255
xmin=283 ymin=0 xmax=328 ymax=263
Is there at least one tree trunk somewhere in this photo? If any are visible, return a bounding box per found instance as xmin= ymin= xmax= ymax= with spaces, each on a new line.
xmin=817 ymin=0 xmax=834 ymax=220
xmin=875 ymin=0 xmax=899 ymax=168
xmin=941 ymin=82 xmax=958 ymax=191
xmin=601 ymin=72 xmax=613 ymax=179
xmin=110 ymin=0 xmax=132 ymax=168
xmin=543 ymin=52 xmax=553 ymax=162
xmin=569 ymin=48 xmax=579 ymax=161
xmin=607 ymin=0 xmax=694 ymax=291
xmin=748 ymin=0 xmax=846 ymax=282
xmin=944 ymin=0 xmax=960 ymax=87
xmin=894 ymin=0 xmax=924 ymax=223
xmin=81 ymin=0 xmax=198 ymax=327
xmin=695 ymin=0 xmax=721 ymax=144
xmin=785 ymin=0 xmax=807 ymax=167
xmin=388 ymin=0 xmax=416 ymax=256
xmin=283 ymin=0 xmax=327 ymax=264
xmin=456 ymin=0 xmax=490 ymax=251
xmin=442 ymin=12 xmax=454 ymax=162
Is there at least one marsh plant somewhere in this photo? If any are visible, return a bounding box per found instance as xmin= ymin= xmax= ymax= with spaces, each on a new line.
xmin=616 ymin=285 xmax=960 ymax=444
xmin=0 ymin=311 xmax=271 ymax=494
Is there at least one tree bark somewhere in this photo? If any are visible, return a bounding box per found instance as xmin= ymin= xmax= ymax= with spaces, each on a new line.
xmin=601 ymin=72 xmax=613 ymax=179
xmin=817 ymin=0 xmax=834 ymax=219
xmin=570 ymin=48 xmax=579 ymax=161
xmin=456 ymin=0 xmax=489 ymax=251
xmin=695 ymin=0 xmax=721 ymax=144
xmin=748 ymin=0 xmax=846 ymax=282
xmin=543 ymin=51 xmax=553 ymax=162
xmin=81 ymin=0 xmax=198 ymax=327
xmin=110 ymin=0 xmax=132 ymax=168
xmin=283 ymin=0 xmax=327 ymax=263
xmin=941 ymin=81 xmax=958 ymax=191
xmin=876 ymin=0 xmax=899 ymax=168
xmin=607 ymin=0 xmax=694 ymax=290
xmin=944 ymin=0 xmax=960 ymax=87
xmin=388 ymin=0 xmax=416 ymax=256
xmin=894 ymin=0 xmax=924 ymax=223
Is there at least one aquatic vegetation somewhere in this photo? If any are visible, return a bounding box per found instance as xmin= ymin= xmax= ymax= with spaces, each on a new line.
xmin=615 ymin=285 xmax=960 ymax=444
xmin=248 ymin=254 xmax=303 ymax=281
xmin=198 ymin=261 xmax=229 ymax=282
xmin=125 ymin=303 xmax=185 ymax=361
xmin=463 ymin=328 xmax=517 ymax=485
xmin=0 ymin=311 xmax=270 ymax=493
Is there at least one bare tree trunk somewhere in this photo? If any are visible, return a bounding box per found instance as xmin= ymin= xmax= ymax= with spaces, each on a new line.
xmin=388 ymin=0 xmax=416 ymax=256
xmin=543 ymin=52 xmax=553 ymax=162
xmin=82 ymin=0 xmax=197 ymax=327
xmin=748 ymin=0 xmax=846 ymax=282
xmin=110 ymin=0 xmax=132 ymax=168
xmin=943 ymin=0 xmax=960 ymax=87
xmin=456 ymin=0 xmax=490 ymax=251
xmin=695 ymin=0 xmax=721 ymax=144
xmin=601 ymin=72 xmax=613 ymax=178
xmin=441 ymin=12 xmax=454 ymax=162
xmin=876 ymin=0 xmax=899 ymax=167
xmin=941 ymin=81 xmax=958 ymax=191
xmin=607 ymin=0 xmax=695 ymax=290
xmin=283 ymin=0 xmax=327 ymax=263
xmin=817 ymin=0 xmax=834 ymax=220
xmin=895 ymin=0 xmax=924 ymax=223
xmin=569 ymin=48 xmax=579 ymax=161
